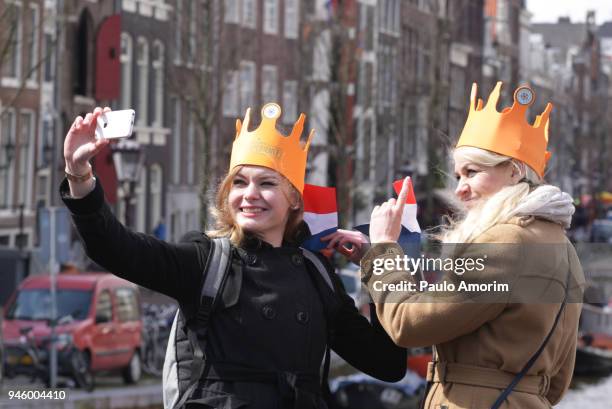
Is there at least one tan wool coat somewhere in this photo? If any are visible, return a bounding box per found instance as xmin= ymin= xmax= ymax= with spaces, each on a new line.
xmin=361 ymin=217 xmax=585 ymax=409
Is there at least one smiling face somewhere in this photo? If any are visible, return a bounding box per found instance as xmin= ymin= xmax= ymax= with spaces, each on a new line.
xmin=228 ymin=166 xmax=299 ymax=246
xmin=453 ymin=153 xmax=518 ymax=209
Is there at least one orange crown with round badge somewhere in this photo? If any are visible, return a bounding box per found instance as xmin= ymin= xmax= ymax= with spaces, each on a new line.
xmin=229 ymin=103 xmax=314 ymax=193
xmin=456 ymin=82 xmax=553 ymax=178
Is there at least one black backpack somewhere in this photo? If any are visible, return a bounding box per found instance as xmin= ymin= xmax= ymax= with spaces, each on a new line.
xmin=162 ymin=237 xmax=336 ymax=409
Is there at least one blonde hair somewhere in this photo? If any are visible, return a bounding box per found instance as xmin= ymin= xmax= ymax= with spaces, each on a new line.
xmin=207 ymin=166 xmax=305 ymax=246
xmin=441 ymin=147 xmax=542 ymax=243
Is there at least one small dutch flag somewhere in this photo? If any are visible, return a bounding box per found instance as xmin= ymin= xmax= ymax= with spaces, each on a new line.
xmin=301 ymin=184 xmax=338 ymax=251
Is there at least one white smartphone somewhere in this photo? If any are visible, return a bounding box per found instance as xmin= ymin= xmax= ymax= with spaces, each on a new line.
xmin=95 ymin=109 xmax=135 ymax=139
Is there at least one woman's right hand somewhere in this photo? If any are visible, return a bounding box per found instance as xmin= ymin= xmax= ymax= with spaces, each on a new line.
xmin=369 ymin=177 xmax=410 ymax=243
xmin=64 ymin=107 xmax=111 ymax=174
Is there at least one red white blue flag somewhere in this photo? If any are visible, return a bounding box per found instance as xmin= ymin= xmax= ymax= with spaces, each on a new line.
xmin=301 ymin=184 xmax=338 ymax=251
xmin=355 ymin=177 xmax=421 ymax=254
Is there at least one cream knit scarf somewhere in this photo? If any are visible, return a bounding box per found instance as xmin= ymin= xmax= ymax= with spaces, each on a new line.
xmin=511 ymin=185 xmax=575 ymax=229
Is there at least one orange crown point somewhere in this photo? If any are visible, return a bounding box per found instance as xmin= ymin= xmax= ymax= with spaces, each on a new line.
xmin=229 ymin=103 xmax=314 ymax=193
xmin=456 ymin=82 xmax=553 ymax=178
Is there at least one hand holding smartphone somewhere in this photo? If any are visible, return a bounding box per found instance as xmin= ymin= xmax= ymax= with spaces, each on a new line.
xmin=95 ymin=109 xmax=135 ymax=140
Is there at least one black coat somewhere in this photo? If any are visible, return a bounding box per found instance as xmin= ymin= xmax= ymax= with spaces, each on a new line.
xmin=61 ymin=179 xmax=406 ymax=408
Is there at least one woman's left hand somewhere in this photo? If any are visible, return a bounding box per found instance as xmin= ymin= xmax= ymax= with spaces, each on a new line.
xmin=321 ymin=229 xmax=370 ymax=264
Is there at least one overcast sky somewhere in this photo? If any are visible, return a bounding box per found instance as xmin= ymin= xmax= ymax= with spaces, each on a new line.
xmin=527 ymin=0 xmax=612 ymax=24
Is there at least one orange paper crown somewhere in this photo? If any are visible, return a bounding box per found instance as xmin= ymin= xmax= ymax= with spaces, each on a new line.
xmin=229 ymin=103 xmax=314 ymax=193
xmin=456 ymin=82 xmax=553 ymax=178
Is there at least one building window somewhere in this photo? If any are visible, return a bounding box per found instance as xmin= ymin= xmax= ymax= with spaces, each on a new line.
xmin=391 ymin=47 xmax=398 ymax=106
xmin=25 ymin=3 xmax=39 ymax=83
xmin=284 ymin=0 xmax=299 ymax=39
xmin=174 ymin=0 xmax=182 ymax=64
xmin=450 ymin=65 xmax=466 ymax=109
xmin=43 ymin=33 xmax=55 ymax=82
xmin=4 ymin=2 xmax=22 ymax=80
xmin=17 ymin=111 xmax=34 ymax=206
xmin=242 ymin=0 xmax=257 ymax=29
xmin=120 ymin=33 xmax=133 ymax=109
xmin=149 ymin=164 xmax=162 ymax=229
xmin=186 ymin=103 xmax=195 ymax=184
xmin=240 ymin=61 xmax=256 ymax=114
xmin=38 ymin=117 xmax=53 ymax=169
xmin=136 ymin=166 xmax=147 ymax=232
xmin=224 ymin=0 xmax=239 ymax=23
xmin=362 ymin=117 xmax=372 ymax=182
xmin=394 ymin=0 xmax=401 ymax=33
xmin=223 ymin=70 xmax=239 ymax=117
xmin=365 ymin=5 xmax=374 ymax=50
xmin=36 ymin=173 xmax=49 ymax=208
xmin=261 ymin=65 xmax=278 ymax=104
xmin=0 ymin=109 xmax=17 ymax=208
xmin=171 ymin=97 xmax=181 ymax=184
xmin=263 ymin=0 xmax=278 ymax=34
xmin=358 ymin=60 xmax=373 ymax=108
xmin=402 ymin=104 xmax=417 ymax=158
xmin=313 ymin=30 xmax=330 ymax=81
xmin=188 ymin=0 xmax=197 ymax=64
xmin=378 ymin=46 xmax=394 ymax=106
xmin=403 ymin=27 xmax=419 ymax=86
xmin=152 ymin=40 xmax=164 ymax=127
xmin=282 ymin=80 xmax=298 ymax=124
xmin=199 ymin=3 xmax=211 ymax=68
xmin=74 ymin=10 xmax=93 ymax=96
xmin=379 ymin=0 xmax=400 ymax=35
xmin=136 ymin=37 xmax=149 ymax=125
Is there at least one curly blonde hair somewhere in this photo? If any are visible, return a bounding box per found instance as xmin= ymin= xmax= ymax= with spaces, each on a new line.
xmin=207 ymin=166 xmax=305 ymax=246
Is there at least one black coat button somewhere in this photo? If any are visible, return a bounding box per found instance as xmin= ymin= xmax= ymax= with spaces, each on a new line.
xmin=296 ymin=311 xmax=309 ymax=324
xmin=247 ymin=254 xmax=258 ymax=266
xmin=291 ymin=254 xmax=303 ymax=266
xmin=262 ymin=305 xmax=276 ymax=320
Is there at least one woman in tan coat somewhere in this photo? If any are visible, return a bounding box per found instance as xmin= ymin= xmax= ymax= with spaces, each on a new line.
xmin=358 ymin=83 xmax=584 ymax=408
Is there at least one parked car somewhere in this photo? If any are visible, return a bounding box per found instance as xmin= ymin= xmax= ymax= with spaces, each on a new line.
xmin=2 ymin=273 xmax=142 ymax=387
xmin=330 ymin=371 xmax=425 ymax=409
xmin=337 ymin=264 xmax=371 ymax=313
xmin=590 ymin=219 xmax=612 ymax=243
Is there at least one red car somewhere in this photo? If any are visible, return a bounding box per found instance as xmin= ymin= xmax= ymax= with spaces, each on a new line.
xmin=2 ymin=273 xmax=143 ymax=386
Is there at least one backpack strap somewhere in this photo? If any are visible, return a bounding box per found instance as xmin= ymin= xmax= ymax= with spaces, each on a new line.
xmin=300 ymin=248 xmax=335 ymax=402
xmin=301 ymin=248 xmax=334 ymax=292
xmin=173 ymin=237 xmax=231 ymax=409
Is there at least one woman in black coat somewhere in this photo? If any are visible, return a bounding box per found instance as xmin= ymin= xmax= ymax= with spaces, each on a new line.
xmin=61 ymin=104 xmax=406 ymax=408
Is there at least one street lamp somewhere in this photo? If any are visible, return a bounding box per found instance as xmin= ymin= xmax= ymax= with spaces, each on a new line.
xmin=111 ymin=139 xmax=144 ymax=228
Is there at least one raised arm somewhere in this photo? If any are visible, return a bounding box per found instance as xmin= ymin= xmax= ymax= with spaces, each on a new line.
xmin=62 ymin=108 xmax=207 ymax=307
xmin=63 ymin=107 xmax=110 ymax=198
